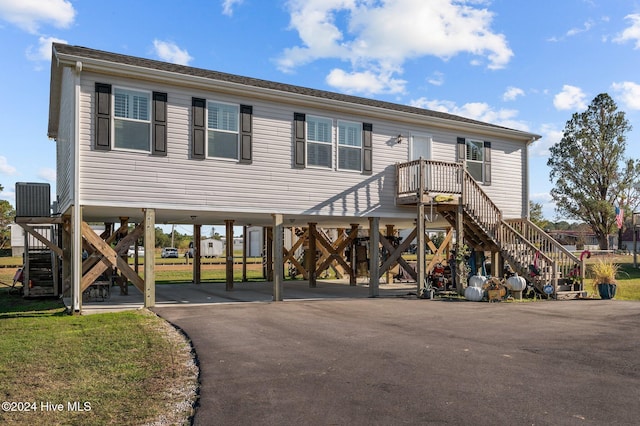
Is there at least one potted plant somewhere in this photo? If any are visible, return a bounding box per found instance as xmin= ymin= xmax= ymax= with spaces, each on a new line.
xmin=589 ymin=257 xmax=621 ymax=299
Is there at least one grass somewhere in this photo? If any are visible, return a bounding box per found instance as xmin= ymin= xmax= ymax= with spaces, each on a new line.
xmin=0 ymin=289 xmax=197 ymax=425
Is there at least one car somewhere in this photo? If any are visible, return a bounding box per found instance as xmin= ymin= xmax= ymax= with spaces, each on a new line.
xmin=161 ymin=247 xmax=179 ymax=258
xmin=127 ymin=246 xmax=145 ymax=258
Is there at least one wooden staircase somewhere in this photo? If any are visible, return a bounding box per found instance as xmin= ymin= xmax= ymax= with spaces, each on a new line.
xmin=397 ymin=159 xmax=586 ymax=299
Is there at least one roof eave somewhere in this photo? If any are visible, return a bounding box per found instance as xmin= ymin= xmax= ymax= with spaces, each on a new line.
xmin=53 ymin=49 xmax=541 ymax=143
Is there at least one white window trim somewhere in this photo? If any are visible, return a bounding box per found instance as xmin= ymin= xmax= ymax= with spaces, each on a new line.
xmin=111 ymin=86 xmax=152 ymax=153
xmin=465 ymin=138 xmax=485 ymax=182
xmin=306 ymin=114 xmax=333 ymax=169
xmin=337 ymin=119 xmax=363 ymax=172
xmin=206 ymin=100 xmax=240 ymax=161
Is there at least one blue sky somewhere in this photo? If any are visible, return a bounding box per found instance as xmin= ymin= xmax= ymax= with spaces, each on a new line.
xmin=1 ymin=0 xmax=640 ymax=222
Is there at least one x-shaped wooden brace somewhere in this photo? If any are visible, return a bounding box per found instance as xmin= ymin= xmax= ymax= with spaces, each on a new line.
xmin=81 ymin=222 xmax=144 ymax=292
xmin=378 ymin=228 xmax=417 ymax=280
xmin=283 ymin=228 xmax=309 ymax=279
xmin=425 ymin=228 xmax=453 ymax=273
xmin=314 ymin=226 xmax=359 ymax=276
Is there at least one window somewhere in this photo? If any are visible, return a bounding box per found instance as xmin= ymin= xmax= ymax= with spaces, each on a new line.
xmin=338 ymin=120 xmax=362 ymax=171
xmin=208 ymin=101 xmax=239 ymax=159
xmin=113 ymin=88 xmax=151 ymax=151
xmin=307 ymin=116 xmax=332 ymax=168
xmin=457 ymin=137 xmax=490 ymax=185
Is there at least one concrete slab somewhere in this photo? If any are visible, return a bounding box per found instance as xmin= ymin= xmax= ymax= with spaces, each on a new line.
xmin=80 ymin=280 xmax=419 ymax=314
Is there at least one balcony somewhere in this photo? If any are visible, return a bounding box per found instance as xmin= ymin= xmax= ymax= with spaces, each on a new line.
xmin=396 ymin=159 xmax=464 ymax=205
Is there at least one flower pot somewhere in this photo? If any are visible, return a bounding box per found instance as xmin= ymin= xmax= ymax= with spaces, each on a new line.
xmin=597 ymin=283 xmax=617 ymax=300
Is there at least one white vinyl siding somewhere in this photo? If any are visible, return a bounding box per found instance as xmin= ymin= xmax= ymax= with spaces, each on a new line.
xmin=307 ymin=115 xmax=332 ymax=168
xmin=338 ymin=120 xmax=362 ymax=171
xmin=465 ymin=139 xmax=484 ymax=182
xmin=207 ymin=101 xmax=239 ymax=159
xmin=74 ymin=71 xmax=528 ymax=224
xmin=113 ymin=87 xmax=150 ymax=151
xmin=56 ymin=67 xmax=76 ymax=212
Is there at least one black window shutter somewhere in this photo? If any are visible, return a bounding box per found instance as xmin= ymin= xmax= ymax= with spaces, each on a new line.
xmin=293 ymin=113 xmax=306 ymax=168
xmin=239 ymin=105 xmax=253 ymax=164
xmin=483 ymin=141 xmax=492 ymax=185
xmin=95 ymin=83 xmax=111 ymax=151
xmin=362 ymin=123 xmax=373 ymax=175
xmin=191 ymin=97 xmax=206 ymax=159
xmin=152 ymin=92 xmax=167 ymax=156
xmin=456 ymin=137 xmax=466 ymax=162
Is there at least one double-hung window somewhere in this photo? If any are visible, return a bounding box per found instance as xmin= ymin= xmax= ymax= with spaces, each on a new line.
xmin=306 ymin=116 xmax=332 ymax=168
xmin=208 ymin=101 xmax=239 ymax=159
xmin=337 ymin=120 xmax=362 ymax=171
xmin=465 ymin=139 xmax=484 ymax=181
xmin=113 ymin=88 xmax=151 ymax=151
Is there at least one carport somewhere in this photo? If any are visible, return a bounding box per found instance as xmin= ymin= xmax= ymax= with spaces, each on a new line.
xmin=80 ymin=279 xmax=419 ymax=314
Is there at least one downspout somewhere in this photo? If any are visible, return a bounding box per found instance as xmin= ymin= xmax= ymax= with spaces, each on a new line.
xmin=72 ymin=61 xmax=82 ymax=313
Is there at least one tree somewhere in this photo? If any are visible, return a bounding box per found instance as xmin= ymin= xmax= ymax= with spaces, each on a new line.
xmin=529 ymin=201 xmax=549 ymax=229
xmin=0 ymin=184 xmax=16 ymax=250
xmin=547 ymin=93 xmax=639 ymax=249
xmin=155 ymin=227 xmax=171 ymax=248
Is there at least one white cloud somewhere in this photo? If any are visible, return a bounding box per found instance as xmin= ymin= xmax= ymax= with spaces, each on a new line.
xmin=152 ymin=40 xmax=193 ymax=65
xmin=614 ymin=14 xmax=640 ymax=48
xmin=222 ymin=0 xmax=243 ymax=16
xmin=0 ymin=187 xmax=15 ymax=204
xmin=277 ymin=0 xmax=512 ymax=95
xmin=529 ymin=124 xmax=563 ymax=157
xmin=427 ymin=71 xmax=444 ymax=86
xmin=553 ymin=85 xmax=587 ymax=110
xmin=326 ymin=68 xmax=407 ymax=95
xmin=503 ymin=86 xmax=524 ymax=101
xmin=566 ymin=20 xmax=594 ymax=37
xmin=410 ymin=97 xmax=529 ymax=131
xmin=0 ymin=156 xmax=17 ymax=175
xmin=37 ymin=167 xmax=56 ymax=183
xmin=611 ymin=81 xmax=640 ymax=110
xmin=26 ymin=35 xmax=67 ymax=61
xmin=0 ymin=0 xmax=75 ymax=34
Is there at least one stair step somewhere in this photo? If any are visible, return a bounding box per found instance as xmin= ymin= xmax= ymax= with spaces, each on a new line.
xmin=555 ymin=291 xmax=588 ymax=300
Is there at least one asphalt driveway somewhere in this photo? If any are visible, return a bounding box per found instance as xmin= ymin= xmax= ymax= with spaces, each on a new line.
xmin=153 ymin=298 xmax=640 ymax=425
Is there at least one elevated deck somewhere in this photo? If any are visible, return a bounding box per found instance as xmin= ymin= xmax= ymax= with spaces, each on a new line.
xmin=394 ymin=159 xmax=586 ymax=299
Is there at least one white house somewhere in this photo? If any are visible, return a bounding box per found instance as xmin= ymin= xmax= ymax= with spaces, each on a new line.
xmin=41 ymin=43 xmax=585 ymax=312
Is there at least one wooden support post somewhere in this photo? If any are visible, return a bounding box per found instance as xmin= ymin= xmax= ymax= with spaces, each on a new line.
xmin=273 ymin=214 xmax=284 ymax=301
xmin=72 ymin=205 xmax=82 ymax=313
xmin=385 ymin=224 xmax=395 ymax=284
xmin=225 ymin=220 xmax=234 ymax=291
xmin=350 ymin=224 xmax=358 ymax=286
xmin=417 ymin=204 xmax=426 ymax=297
xmin=62 ymin=217 xmax=72 ymax=296
xmin=265 ymin=227 xmax=273 ymax=281
xmin=369 ymin=217 xmax=380 ymax=297
xmin=308 ymin=223 xmax=317 ymax=288
xmin=133 ymin=226 xmax=140 ymax=274
xmin=193 ymin=224 xmax=201 ymax=284
xmin=456 ymin=199 xmax=465 ymax=295
xmin=143 ymin=209 xmax=155 ymax=308
xmin=242 ymin=225 xmax=248 ymax=282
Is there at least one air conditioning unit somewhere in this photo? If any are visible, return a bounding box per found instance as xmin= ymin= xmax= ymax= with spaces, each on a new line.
xmin=15 ymin=182 xmax=51 ymax=218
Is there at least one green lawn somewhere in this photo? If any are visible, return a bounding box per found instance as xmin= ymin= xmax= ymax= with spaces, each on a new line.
xmin=0 ymin=290 xmax=197 ymax=425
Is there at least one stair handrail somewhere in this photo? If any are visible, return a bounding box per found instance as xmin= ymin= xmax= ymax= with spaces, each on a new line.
xmin=505 ymin=218 xmax=583 ymax=287
xmin=461 ymin=170 xmax=502 ymax=237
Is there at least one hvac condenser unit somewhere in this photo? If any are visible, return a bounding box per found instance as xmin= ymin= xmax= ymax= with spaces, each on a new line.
xmin=15 ymin=182 xmax=51 ymax=218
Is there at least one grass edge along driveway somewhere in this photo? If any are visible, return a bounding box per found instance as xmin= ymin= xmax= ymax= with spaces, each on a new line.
xmin=0 ymin=292 xmax=198 ymax=426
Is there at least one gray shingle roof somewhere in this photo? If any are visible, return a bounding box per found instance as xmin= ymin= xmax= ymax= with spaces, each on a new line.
xmin=53 ymin=43 xmax=536 ymax=137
